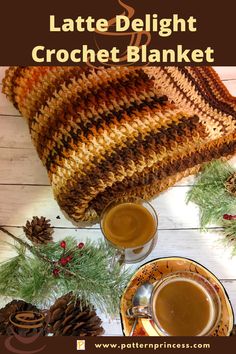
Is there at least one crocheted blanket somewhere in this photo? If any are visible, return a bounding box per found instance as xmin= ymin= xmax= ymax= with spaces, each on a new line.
xmin=2 ymin=67 xmax=236 ymax=222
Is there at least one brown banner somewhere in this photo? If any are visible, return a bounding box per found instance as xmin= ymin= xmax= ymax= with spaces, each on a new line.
xmin=0 ymin=0 xmax=235 ymax=65
xmin=1 ymin=336 xmax=236 ymax=354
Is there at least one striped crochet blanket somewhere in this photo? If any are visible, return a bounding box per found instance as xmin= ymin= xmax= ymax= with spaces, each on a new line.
xmin=2 ymin=66 xmax=236 ymax=222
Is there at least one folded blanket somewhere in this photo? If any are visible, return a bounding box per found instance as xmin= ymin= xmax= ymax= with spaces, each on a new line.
xmin=2 ymin=66 xmax=236 ymax=222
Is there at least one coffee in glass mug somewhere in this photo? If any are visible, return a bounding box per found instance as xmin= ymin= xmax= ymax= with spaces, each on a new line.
xmin=100 ymin=198 xmax=158 ymax=263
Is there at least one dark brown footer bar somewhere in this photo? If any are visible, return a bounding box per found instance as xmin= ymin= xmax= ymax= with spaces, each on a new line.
xmin=0 ymin=336 xmax=236 ymax=354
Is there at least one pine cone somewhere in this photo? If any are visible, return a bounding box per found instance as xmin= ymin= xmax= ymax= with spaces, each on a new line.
xmin=0 ymin=300 xmax=47 ymax=336
xmin=48 ymin=293 xmax=104 ymax=336
xmin=225 ymin=172 xmax=236 ymax=197
xmin=23 ymin=216 xmax=54 ymax=245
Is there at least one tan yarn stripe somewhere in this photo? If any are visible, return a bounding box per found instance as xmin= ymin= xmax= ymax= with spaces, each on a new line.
xmin=183 ymin=67 xmax=236 ymax=135
xmin=163 ymin=67 xmax=233 ymax=133
xmin=29 ymin=66 xmax=137 ymax=144
xmin=183 ymin=68 xmax=231 ymax=135
xmin=3 ymin=66 xmax=236 ymax=223
xmin=50 ymin=105 xmax=184 ymax=192
xmin=64 ymin=129 xmax=236 ymax=222
xmin=86 ymin=132 xmax=236 ymax=219
xmin=187 ymin=67 xmax=234 ymax=111
xmin=123 ymin=142 xmax=236 ymax=201
xmin=36 ymin=75 xmax=156 ymax=162
xmin=72 ymin=147 xmax=235 ymax=222
xmin=29 ymin=66 xmax=136 ymax=148
xmin=196 ymin=67 xmax=236 ymax=107
xmin=123 ymin=130 xmax=236 ymax=192
xmin=170 ymin=66 xmax=236 ymax=120
xmin=61 ymin=160 xmax=201 ymax=222
xmin=90 ymin=165 xmax=201 ymax=213
xmin=15 ymin=67 xmax=81 ymax=119
xmin=145 ymin=67 xmax=235 ymax=138
xmin=1 ymin=67 xmax=21 ymax=105
xmin=55 ymin=125 xmax=206 ymax=220
xmin=14 ymin=67 xmax=52 ymax=115
xmin=38 ymin=85 xmax=161 ymax=165
xmin=199 ymin=67 xmax=236 ymax=103
xmin=2 ymin=67 xmax=29 ymax=111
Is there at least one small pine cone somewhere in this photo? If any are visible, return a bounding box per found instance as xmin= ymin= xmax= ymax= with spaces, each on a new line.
xmin=0 ymin=300 xmax=47 ymax=336
xmin=225 ymin=172 xmax=236 ymax=197
xmin=23 ymin=216 xmax=54 ymax=245
xmin=48 ymin=293 xmax=104 ymax=336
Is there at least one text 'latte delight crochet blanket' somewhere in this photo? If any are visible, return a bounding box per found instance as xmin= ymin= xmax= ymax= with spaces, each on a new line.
xmin=2 ymin=67 xmax=236 ymax=222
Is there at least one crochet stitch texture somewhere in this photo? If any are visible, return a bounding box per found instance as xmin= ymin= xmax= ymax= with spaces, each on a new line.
xmin=2 ymin=66 xmax=236 ymax=222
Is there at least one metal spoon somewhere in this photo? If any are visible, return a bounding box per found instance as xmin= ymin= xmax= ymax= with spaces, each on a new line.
xmin=127 ymin=282 xmax=153 ymax=336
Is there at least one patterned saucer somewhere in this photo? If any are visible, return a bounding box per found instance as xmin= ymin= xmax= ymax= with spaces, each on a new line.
xmin=120 ymin=257 xmax=234 ymax=336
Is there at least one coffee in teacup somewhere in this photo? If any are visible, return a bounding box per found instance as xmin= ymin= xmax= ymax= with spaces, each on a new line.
xmin=129 ymin=271 xmax=221 ymax=336
xmin=153 ymin=277 xmax=217 ymax=336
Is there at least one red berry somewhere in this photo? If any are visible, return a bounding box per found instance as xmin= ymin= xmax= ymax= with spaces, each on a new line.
xmin=60 ymin=240 xmax=66 ymax=249
xmin=223 ymin=214 xmax=236 ymax=220
xmin=53 ymin=268 xmax=60 ymax=277
xmin=60 ymin=257 xmax=68 ymax=266
xmin=66 ymin=255 xmax=72 ymax=262
xmin=78 ymin=242 xmax=84 ymax=249
xmin=223 ymin=214 xmax=230 ymax=220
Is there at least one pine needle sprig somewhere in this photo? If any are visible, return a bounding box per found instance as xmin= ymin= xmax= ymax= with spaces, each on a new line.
xmin=0 ymin=228 xmax=132 ymax=315
xmin=221 ymin=219 xmax=236 ymax=255
xmin=187 ymin=160 xmax=236 ymax=228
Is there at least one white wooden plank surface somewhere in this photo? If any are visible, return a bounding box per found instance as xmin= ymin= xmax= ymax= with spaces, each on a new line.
xmin=0 ymin=148 xmax=49 ymax=185
xmin=0 ymin=116 xmax=31 ymax=148
xmin=214 ymin=66 xmax=236 ymax=80
xmin=0 ymin=91 xmax=20 ymax=116
xmin=0 ymin=66 xmax=236 ymax=335
xmin=0 ymin=185 xmax=203 ymax=229
xmin=0 ymin=67 xmax=8 ymax=84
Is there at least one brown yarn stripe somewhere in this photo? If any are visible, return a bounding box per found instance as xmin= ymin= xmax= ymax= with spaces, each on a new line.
xmin=49 ymin=111 xmax=192 ymax=184
xmin=2 ymin=66 xmax=236 ymax=222
xmin=181 ymin=67 xmax=236 ymax=118
xmin=22 ymin=67 xmax=85 ymax=120
xmin=56 ymin=116 xmax=205 ymax=218
xmin=162 ymin=68 xmax=231 ymax=132
xmin=34 ymin=70 xmax=156 ymax=160
xmin=42 ymin=94 xmax=168 ymax=170
xmin=90 ymin=137 xmax=236 ymax=214
xmin=2 ymin=66 xmax=26 ymax=108
xmin=48 ymin=103 xmax=182 ymax=192
xmin=29 ymin=67 xmax=140 ymax=148
xmin=197 ymin=67 xmax=236 ymax=105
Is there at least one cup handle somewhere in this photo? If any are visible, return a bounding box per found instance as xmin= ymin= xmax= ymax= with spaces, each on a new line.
xmin=126 ymin=306 xmax=152 ymax=319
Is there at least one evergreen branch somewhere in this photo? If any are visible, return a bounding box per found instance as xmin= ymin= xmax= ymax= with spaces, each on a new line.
xmin=0 ymin=227 xmax=76 ymax=277
xmin=0 ymin=228 xmax=132 ymax=314
xmin=222 ymin=219 xmax=236 ymax=254
xmin=187 ymin=161 xmax=236 ymax=227
xmin=187 ymin=160 xmax=236 ymax=256
xmin=0 ymin=227 xmax=32 ymax=250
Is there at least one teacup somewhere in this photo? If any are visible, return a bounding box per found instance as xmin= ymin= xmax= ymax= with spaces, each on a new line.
xmin=127 ymin=271 xmax=222 ymax=336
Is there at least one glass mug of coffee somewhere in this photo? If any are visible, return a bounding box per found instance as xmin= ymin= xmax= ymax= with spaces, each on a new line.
xmin=100 ymin=198 xmax=158 ymax=263
xmin=128 ymin=271 xmax=222 ymax=336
